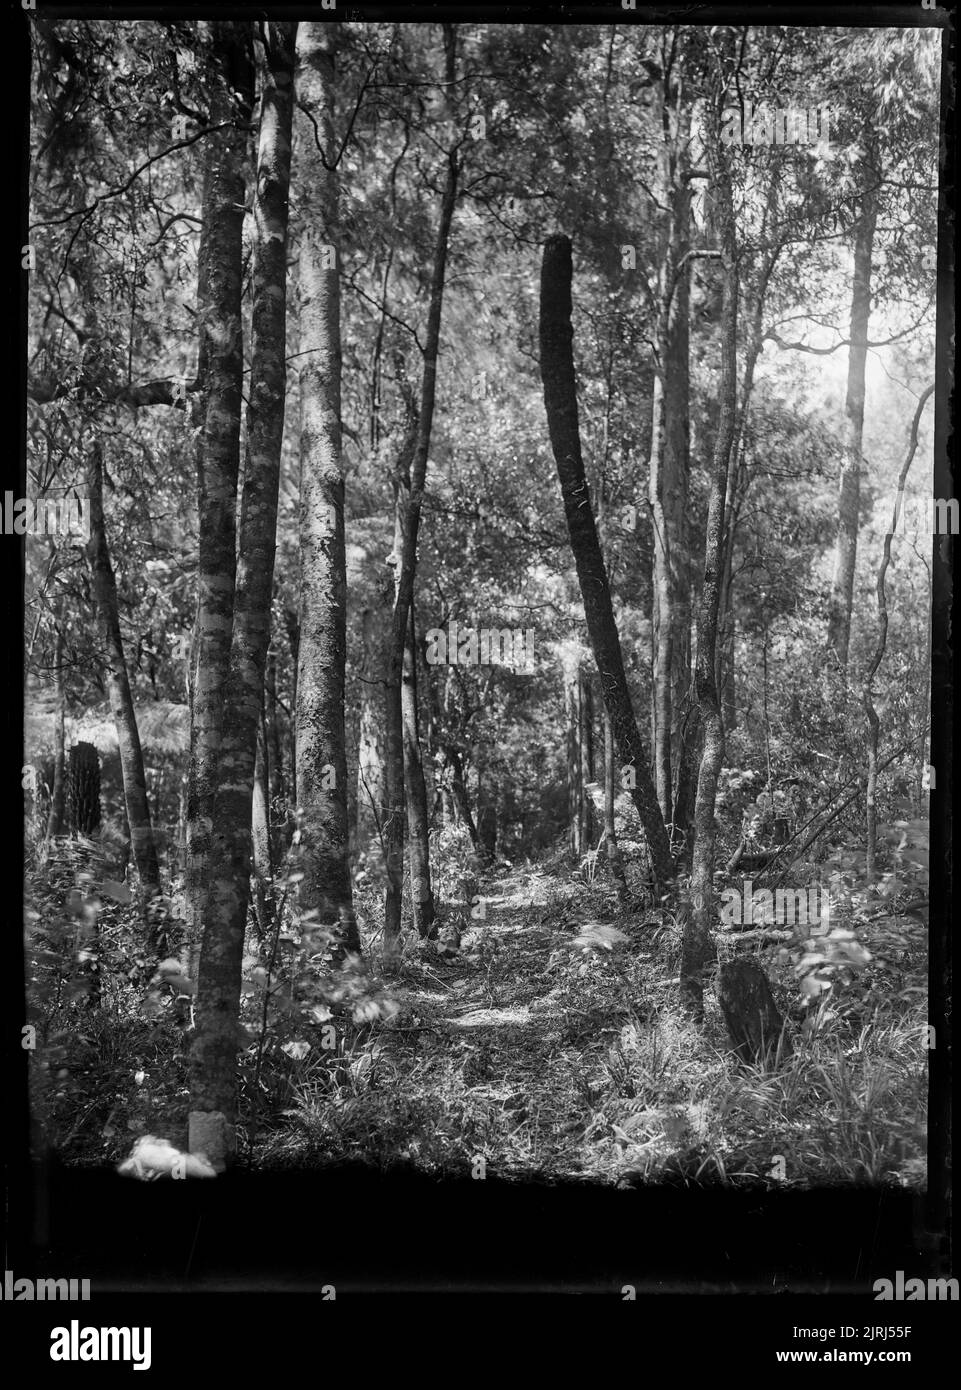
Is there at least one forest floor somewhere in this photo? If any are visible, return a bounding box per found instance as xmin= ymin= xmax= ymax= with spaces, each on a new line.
xmin=28 ymin=838 xmax=927 ymax=1186
xmin=256 ymin=858 xmax=929 ymax=1188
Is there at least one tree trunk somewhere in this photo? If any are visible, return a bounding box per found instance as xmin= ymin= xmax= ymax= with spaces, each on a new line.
xmin=683 ymin=108 xmax=738 ymax=1021
xmin=477 ymin=747 xmax=498 ymax=868
xmin=672 ymin=706 xmax=700 ymax=859
xmin=251 ymin=728 xmax=273 ymax=946
xmin=265 ymin=646 xmax=284 ymax=806
xmin=716 ymin=190 xmax=782 ymax=743
xmin=184 ymin=19 xmax=254 ymax=982
xmin=293 ymin=19 xmax=361 ymax=980
xmin=603 ymin=706 xmax=628 ymax=899
xmin=383 ymin=24 xmax=458 ymax=955
xmin=827 ymin=127 xmax=879 ymax=669
xmin=357 ymin=636 xmax=387 ymax=853
xmin=539 ymin=234 xmax=672 ymax=892
xmin=84 ymin=442 xmax=161 ymax=917
xmin=404 ymin=602 xmax=435 ymax=937
xmin=863 ymin=385 xmax=934 ymax=879
xmin=564 ymin=650 xmax=585 ymax=859
xmin=284 ymin=606 xmax=300 ymax=807
xmin=46 ymin=613 xmax=67 ymax=839
xmin=384 ymin=384 xmax=422 ymax=950
xmin=649 ymin=94 xmax=692 ymax=830
xmin=445 ymin=743 xmax=477 ymax=842
xmin=718 ymin=565 xmax=737 ymax=734
xmin=189 ymin=21 xmax=293 ymax=1169
xmin=579 ymin=669 xmax=595 ymax=850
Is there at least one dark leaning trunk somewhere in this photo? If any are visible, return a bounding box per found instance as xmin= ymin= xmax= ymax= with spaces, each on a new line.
xmin=539 ymin=234 xmax=673 ymax=893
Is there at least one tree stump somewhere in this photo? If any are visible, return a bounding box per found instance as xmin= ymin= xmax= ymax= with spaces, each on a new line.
xmin=68 ymin=741 xmax=102 ymax=835
xmin=717 ymin=959 xmax=793 ymax=1067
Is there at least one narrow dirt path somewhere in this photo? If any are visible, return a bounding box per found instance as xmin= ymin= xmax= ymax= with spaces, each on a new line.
xmin=377 ymin=862 xmax=645 ymax=1180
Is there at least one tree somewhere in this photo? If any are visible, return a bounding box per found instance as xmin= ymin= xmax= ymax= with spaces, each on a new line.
xmin=682 ymin=74 xmax=738 ymax=1021
xmin=862 ymin=384 xmax=934 ymax=879
xmin=383 ymin=24 xmax=460 ymax=953
xmin=539 ymin=234 xmax=673 ymax=894
xmin=645 ymin=39 xmax=694 ymax=837
xmin=85 ymin=440 xmax=162 ymax=933
xmin=293 ymin=20 xmax=361 ymax=967
xmin=827 ymin=123 xmax=879 ymax=669
xmin=184 ymin=20 xmax=255 ymax=975
xmin=189 ymin=21 xmax=297 ymax=1170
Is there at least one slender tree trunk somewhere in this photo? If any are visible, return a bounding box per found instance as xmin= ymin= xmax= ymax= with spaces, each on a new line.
xmin=284 ymin=606 xmax=300 ymax=809
xmin=445 ymin=744 xmax=477 ymax=842
xmin=477 ymin=743 xmax=498 ymax=868
xmin=827 ymin=128 xmax=879 ymax=669
xmin=539 ymin=235 xmax=673 ymax=892
xmin=85 ymin=442 xmax=162 ymax=924
xmin=404 ymin=601 xmax=435 ymax=936
xmin=718 ymin=548 xmax=737 ymax=733
xmin=863 ymin=385 xmax=934 ymax=880
xmin=579 ymin=670 xmax=595 ymax=850
xmin=384 ymin=386 xmax=422 ymax=945
xmin=293 ymin=20 xmax=360 ymax=978
xmin=650 ymin=96 xmax=692 ymax=830
xmin=603 ymin=706 xmax=628 ymax=899
xmin=716 ymin=226 xmax=780 ymax=737
xmin=357 ymin=663 xmax=387 ymax=853
xmin=672 ymin=705 xmax=700 ymax=860
xmin=649 ymin=372 xmax=672 ymax=820
xmin=383 ymin=25 xmax=458 ymax=954
xmin=564 ymin=650 xmax=584 ymax=858
xmin=46 ymin=613 xmax=67 ymax=839
xmin=357 ymin=719 xmax=386 ymax=853
xmin=185 ymin=20 xmax=254 ymax=981
xmin=189 ymin=22 xmax=293 ymax=1168
xmin=265 ymin=646 xmax=284 ymax=805
xmin=683 ymin=111 xmax=738 ymax=1021
xmin=251 ymin=728 xmax=273 ymax=945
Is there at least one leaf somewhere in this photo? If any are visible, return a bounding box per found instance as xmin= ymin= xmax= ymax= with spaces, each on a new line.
xmin=281 ymin=1040 xmax=311 ymax=1061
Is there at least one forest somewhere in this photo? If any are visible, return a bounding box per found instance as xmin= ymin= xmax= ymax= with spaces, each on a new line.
xmin=22 ymin=16 xmax=944 ymax=1188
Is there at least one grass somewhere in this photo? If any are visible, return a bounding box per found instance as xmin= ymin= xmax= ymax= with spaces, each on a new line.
xmin=26 ymin=840 xmax=927 ymax=1185
xmin=250 ymin=865 xmax=928 ymax=1187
